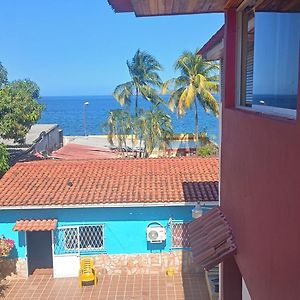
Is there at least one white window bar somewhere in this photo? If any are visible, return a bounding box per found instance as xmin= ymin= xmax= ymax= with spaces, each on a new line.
xmin=54 ymin=224 xmax=104 ymax=255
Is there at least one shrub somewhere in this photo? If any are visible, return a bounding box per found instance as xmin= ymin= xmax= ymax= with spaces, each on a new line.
xmin=197 ymin=143 xmax=218 ymax=157
xmin=0 ymin=235 xmax=14 ymax=257
xmin=0 ymin=144 xmax=9 ymax=177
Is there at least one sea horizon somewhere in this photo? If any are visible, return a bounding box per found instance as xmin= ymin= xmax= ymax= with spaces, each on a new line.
xmin=38 ymin=95 xmax=220 ymax=143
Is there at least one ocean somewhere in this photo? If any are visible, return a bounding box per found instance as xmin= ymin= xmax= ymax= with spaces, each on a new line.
xmin=38 ymin=95 xmax=220 ymax=143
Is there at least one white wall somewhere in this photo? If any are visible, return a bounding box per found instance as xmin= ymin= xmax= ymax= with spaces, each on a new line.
xmin=34 ymin=126 xmax=61 ymax=153
xmin=242 ymin=278 xmax=252 ymax=300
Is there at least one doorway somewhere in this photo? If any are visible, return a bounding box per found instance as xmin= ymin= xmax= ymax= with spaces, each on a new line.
xmin=26 ymin=231 xmax=53 ymax=275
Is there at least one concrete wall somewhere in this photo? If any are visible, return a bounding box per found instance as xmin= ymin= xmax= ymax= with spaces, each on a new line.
xmin=34 ymin=126 xmax=61 ymax=153
xmin=0 ymin=205 xmax=214 ymax=259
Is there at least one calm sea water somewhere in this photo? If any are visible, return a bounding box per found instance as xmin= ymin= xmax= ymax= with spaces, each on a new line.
xmin=39 ymin=95 xmax=220 ymax=142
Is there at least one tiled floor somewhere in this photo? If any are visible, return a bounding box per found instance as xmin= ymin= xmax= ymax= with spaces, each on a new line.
xmin=1 ymin=273 xmax=210 ymax=300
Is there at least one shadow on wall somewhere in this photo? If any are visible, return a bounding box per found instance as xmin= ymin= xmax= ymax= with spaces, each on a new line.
xmin=147 ymin=241 xmax=166 ymax=252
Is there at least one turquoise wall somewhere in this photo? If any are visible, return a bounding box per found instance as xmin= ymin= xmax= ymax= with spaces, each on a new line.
xmin=0 ymin=205 xmax=214 ymax=258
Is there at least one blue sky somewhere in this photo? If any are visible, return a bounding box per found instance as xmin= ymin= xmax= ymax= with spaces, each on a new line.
xmin=0 ymin=0 xmax=223 ymax=96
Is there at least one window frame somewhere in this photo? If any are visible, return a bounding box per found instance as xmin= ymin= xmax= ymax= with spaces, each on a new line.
xmin=63 ymin=224 xmax=105 ymax=252
xmin=235 ymin=9 xmax=299 ymax=120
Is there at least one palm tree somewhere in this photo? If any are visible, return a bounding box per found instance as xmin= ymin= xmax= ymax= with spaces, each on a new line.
xmin=163 ymin=50 xmax=219 ymax=146
xmin=134 ymin=108 xmax=173 ymax=157
xmin=103 ymin=109 xmax=132 ymax=156
xmin=113 ymin=50 xmax=163 ymax=116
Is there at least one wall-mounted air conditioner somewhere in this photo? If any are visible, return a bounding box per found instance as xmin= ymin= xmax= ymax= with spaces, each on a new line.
xmin=146 ymin=224 xmax=166 ymax=243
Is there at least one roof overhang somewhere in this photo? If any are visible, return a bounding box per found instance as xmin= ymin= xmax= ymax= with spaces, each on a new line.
xmin=198 ymin=25 xmax=224 ymax=60
xmin=13 ymin=219 xmax=58 ymax=231
xmin=108 ymin=0 xmax=300 ymax=17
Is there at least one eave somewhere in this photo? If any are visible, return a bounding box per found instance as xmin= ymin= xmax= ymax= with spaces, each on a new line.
xmin=198 ymin=25 xmax=224 ymax=60
xmin=107 ymin=0 xmax=300 ymax=17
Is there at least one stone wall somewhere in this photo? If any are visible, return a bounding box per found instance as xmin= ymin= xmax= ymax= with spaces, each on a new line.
xmin=94 ymin=251 xmax=203 ymax=275
xmin=0 ymin=258 xmax=27 ymax=280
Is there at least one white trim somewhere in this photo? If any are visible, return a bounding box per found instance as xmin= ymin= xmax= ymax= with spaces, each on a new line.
xmin=0 ymin=201 xmax=219 ymax=210
xmin=237 ymin=104 xmax=297 ymax=120
xmin=51 ymin=230 xmax=54 ymax=277
xmin=25 ymin=232 xmax=29 ymax=278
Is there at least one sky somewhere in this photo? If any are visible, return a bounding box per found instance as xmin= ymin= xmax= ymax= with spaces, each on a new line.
xmin=0 ymin=0 xmax=224 ymax=96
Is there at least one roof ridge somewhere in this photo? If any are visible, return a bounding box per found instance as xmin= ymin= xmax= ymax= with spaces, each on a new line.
xmin=13 ymin=156 xmax=219 ymax=166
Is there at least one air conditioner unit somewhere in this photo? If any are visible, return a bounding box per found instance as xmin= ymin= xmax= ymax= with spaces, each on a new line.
xmin=146 ymin=227 xmax=166 ymax=243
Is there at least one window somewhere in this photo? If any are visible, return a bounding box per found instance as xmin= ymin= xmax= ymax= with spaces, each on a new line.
xmin=171 ymin=222 xmax=191 ymax=249
xmin=54 ymin=224 xmax=104 ymax=255
xmin=79 ymin=225 xmax=104 ymax=250
xmin=238 ymin=10 xmax=300 ymax=118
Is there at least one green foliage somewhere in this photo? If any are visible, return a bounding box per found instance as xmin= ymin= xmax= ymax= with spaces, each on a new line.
xmin=0 ymin=78 xmax=44 ymax=143
xmin=0 ymin=144 xmax=9 ymax=177
xmin=136 ymin=108 xmax=173 ymax=157
xmin=0 ymin=62 xmax=8 ymax=88
xmin=113 ymin=49 xmax=163 ymax=116
xmin=102 ymin=109 xmax=132 ymax=152
xmin=164 ymin=50 xmax=219 ymax=146
xmin=197 ymin=143 xmax=218 ymax=157
xmin=110 ymin=49 xmax=173 ymax=157
xmin=103 ymin=108 xmax=173 ymax=158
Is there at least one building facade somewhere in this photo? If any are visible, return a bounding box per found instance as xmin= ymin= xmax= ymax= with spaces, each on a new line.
xmin=106 ymin=1 xmax=300 ymax=299
xmin=0 ymin=157 xmax=218 ymax=279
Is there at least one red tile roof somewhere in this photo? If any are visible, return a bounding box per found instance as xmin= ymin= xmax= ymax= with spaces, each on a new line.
xmin=51 ymin=144 xmax=118 ymax=160
xmin=13 ymin=219 xmax=58 ymax=231
xmin=189 ymin=207 xmax=236 ymax=270
xmin=0 ymin=157 xmax=219 ymax=207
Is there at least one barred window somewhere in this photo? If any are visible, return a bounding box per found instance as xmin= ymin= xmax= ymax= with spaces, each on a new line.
xmin=79 ymin=225 xmax=104 ymax=250
xmin=171 ymin=222 xmax=191 ymax=249
xmin=55 ymin=224 xmax=104 ymax=255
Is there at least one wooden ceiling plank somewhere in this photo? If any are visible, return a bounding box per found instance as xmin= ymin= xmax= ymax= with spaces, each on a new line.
xmin=130 ymin=0 xmax=300 ymax=16
xmin=148 ymin=0 xmax=158 ymax=15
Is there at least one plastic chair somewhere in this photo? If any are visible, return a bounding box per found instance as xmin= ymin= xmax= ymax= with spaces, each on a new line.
xmin=79 ymin=257 xmax=97 ymax=288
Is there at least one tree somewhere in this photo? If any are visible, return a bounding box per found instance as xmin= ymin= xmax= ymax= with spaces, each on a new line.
xmin=135 ymin=108 xmax=173 ymax=157
xmin=163 ymin=50 xmax=219 ymax=146
xmin=0 ymin=144 xmax=9 ymax=177
xmin=0 ymin=62 xmax=8 ymax=88
xmin=0 ymin=62 xmax=43 ymax=175
xmin=113 ymin=49 xmax=163 ymax=116
xmin=0 ymin=78 xmax=43 ymax=143
xmin=103 ymin=109 xmax=132 ymax=156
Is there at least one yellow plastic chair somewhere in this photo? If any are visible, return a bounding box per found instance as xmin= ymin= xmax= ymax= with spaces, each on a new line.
xmin=79 ymin=257 xmax=97 ymax=288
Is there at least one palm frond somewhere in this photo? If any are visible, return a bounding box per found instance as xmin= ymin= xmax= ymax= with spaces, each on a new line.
xmin=198 ymin=90 xmax=219 ymax=117
xmin=161 ymin=79 xmax=174 ymax=95
xmin=113 ymin=81 xmax=133 ymax=106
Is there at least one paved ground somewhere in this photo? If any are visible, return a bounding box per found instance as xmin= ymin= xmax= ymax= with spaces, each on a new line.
xmin=1 ymin=273 xmax=210 ymax=300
